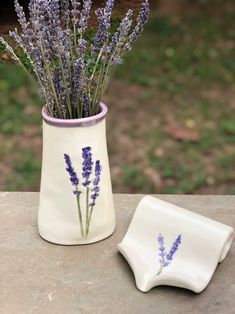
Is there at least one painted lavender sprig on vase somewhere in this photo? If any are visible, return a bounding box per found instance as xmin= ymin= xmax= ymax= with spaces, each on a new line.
xmin=87 ymin=160 xmax=102 ymax=235
xmin=81 ymin=146 xmax=93 ymax=236
xmin=64 ymin=153 xmax=84 ymax=236
xmin=157 ymin=233 xmax=182 ymax=275
xmin=64 ymin=147 xmax=102 ymax=238
xmin=0 ymin=0 xmax=150 ymax=119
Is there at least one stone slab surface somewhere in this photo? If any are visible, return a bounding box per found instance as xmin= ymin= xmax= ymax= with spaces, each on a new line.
xmin=0 ymin=192 xmax=234 ymax=314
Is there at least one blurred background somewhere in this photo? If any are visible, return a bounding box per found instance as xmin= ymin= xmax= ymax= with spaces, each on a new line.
xmin=0 ymin=0 xmax=235 ymax=194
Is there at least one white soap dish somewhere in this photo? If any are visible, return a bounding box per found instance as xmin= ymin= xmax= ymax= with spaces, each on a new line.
xmin=118 ymin=196 xmax=234 ymax=293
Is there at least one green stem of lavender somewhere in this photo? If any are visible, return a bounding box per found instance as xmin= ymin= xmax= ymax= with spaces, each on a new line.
xmin=87 ymin=205 xmax=94 ymax=236
xmin=76 ymin=195 xmax=84 ymax=238
xmin=34 ymin=69 xmax=54 ymax=117
xmin=47 ymin=69 xmax=63 ymax=118
xmin=73 ymin=24 xmax=77 ymax=53
xmin=78 ymin=68 xmax=87 ymax=118
xmin=80 ymin=90 xmax=85 ymax=118
xmin=85 ymin=187 xmax=90 ymax=237
xmin=91 ymin=63 xmax=104 ymax=114
xmin=91 ymin=48 xmax=117 ymax=115
xmin=89 ymin=48 xmax=107 ymax=115
xmin=89 ymin=47 xmax=103 ymax=82
xmin=157 ymin=264 xmax=163 ymax=276
xmin=91 ymin=50 xmax=108 ymax=115
xmin=67 ymin=27 xmax=78 ymax=118
xmin=58 ymin=55 xmax=73 ymax=118
xmin=96 ymin=46 xmax=122 ymax=109
xmin=92 ymin=67 xmax=109 ymax=114
xmin=76 ymin=90 xmax=82 ymax=119
xmin=39 ymin=45 xmax=63 ymax=118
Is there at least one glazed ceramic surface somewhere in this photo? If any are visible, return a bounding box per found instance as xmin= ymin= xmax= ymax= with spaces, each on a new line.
xmin=38 ymin=103 xmax=116 ymax=245
xmin=118 ymin=196 xmax=234 ymax=293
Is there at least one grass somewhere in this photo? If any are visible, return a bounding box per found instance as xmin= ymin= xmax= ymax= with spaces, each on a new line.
xmin=113 ymin=5 xmax=235 ymax=194
xmin=0 ymin=1 xmax=235 ymax=193
xmin=0 ymin=62 xmax=42 ymax=191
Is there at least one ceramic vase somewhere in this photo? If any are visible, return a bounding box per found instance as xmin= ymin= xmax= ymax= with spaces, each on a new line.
xmin=38 ymin=103 xmax=116 ymax=245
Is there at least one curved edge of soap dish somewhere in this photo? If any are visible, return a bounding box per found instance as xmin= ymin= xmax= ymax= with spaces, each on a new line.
xmin=118 ymin=243 xmax=150 ymax=292
xmin=219 ymin=227 xmax=234 ymax=262
xmin=118 ymin=242 xmax=206 ymax=293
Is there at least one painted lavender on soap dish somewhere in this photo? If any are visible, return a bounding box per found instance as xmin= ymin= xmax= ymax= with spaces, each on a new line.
xmin=64 ymin=147 xmax=102 ymax=238
xmin=0 ymin=0 xmax=150 ymax=120
xmin=157 ymin=233 xmax=182 ymax=274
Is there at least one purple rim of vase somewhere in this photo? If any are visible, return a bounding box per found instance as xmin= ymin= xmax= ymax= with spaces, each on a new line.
xmin=42 ymin=103 xmax=108 ymax=128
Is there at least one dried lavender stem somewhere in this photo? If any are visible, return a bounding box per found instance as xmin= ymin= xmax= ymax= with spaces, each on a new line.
xmin=91 ymin=61 xmax=105 ymax=114
xmin=58 ymin=55 xmax=73 ymax=118
xmin=39 ymin=44 xmax=63 ymax=117
xmin=95 ymin=54 xmax=114 ymax=109
xmin=76 ymin=90 xmax=82 ymax=118
xmin=73 ymin=24 xmax=77 ymax=53
xmin=34 ymin=68 xmax=54 ymax=116
xmin=91 ymin=47 xmax=110 ymax=113
xmin=0 ymin=37 xmax=19 ymax=61
xmin=90 ymin=47 xmax=104 ymax=81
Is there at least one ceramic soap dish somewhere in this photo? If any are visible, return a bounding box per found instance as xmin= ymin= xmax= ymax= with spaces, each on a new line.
xmin=118 ymin=196 xmax=234 ymax=293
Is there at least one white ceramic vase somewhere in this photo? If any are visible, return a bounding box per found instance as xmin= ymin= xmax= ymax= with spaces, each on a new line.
xmin=38 ymin=103 xmax=116 ymax=245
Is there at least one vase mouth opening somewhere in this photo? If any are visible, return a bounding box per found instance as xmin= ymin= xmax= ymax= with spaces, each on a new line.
xmin=42 ymin=103 xmax=108 ymax=128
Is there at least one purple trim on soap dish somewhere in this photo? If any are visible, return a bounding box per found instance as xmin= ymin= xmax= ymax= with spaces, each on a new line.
xmin=42 ymin=103 xmax=108 ymax=128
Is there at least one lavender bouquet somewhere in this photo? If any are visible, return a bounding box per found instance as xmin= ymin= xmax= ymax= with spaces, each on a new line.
xmin=0 ymin=0 xmax=150 ymax=119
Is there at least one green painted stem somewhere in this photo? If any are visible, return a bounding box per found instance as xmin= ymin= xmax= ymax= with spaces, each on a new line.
xmin=77 ymin=196 xmax=84 ymax=237
xmin=87 ymin=205 xmax=94 ymax=236
xmin=157 ymin=265 xmax=163 ymax=276
xmin=85 ymin=187 xmax=90 ymax=237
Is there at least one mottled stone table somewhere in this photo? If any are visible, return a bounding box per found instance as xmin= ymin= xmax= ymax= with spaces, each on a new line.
xmin=0 ymin=193 xmax=234 ymax=314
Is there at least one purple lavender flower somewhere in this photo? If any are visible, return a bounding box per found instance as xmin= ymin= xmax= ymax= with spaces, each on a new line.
xmin=8 ymin=29 xmax=22 ymax=49
xmin=107 ymin=9 xmax=133 ymax=65
xmin=90 ymin=160 xmax=102 ymax=207
xmin=71 ymin=0 xmax=81 ymax=25
xmin=53 ymin=66 xmax=67 ymax=118
xmin=82 ymin=147 xmax=93 ymax=186
xmin=14 ymin=0 xmax=29 ymax=31
xmin=12 ymin=0 xmax=32 ymax=48
xmin=93 ymin=0 xmax=115 ymax=52
xmin=64 ymin=153 xmax=79 ymax=186
xmin=77 ymin=38 xmax=87 ymax=56
xmin=61 ymin=0 xmax=70 ymax=26
xmin=166 ymin=235 xmax=182 ymax=261
xmin=5 ymin=0 xmax=150 ymax=119
xmin=81 ymin=92 xmax=91 ymax=117
xmin=71 ymin=58 xmax=83 ymax=109
xmin=128 ymin=0 xmax=150 ymax=46
xmin=78 ymin=0 xmax=92 ymax=34
xmin=157 ymin=233 xmax=182 ymax=273
xmin=157 ymin=233 xmax=169 ymax=268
